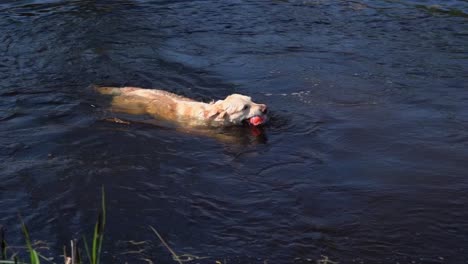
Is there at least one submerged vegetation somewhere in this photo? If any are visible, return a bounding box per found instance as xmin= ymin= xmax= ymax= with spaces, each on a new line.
xmin=0 ymin=189 xmax=106 ymax=264
xmin=0 ymin=189 xmax=208 ymax=264
xmin=0 ymin=190 xmax=337 ymax=264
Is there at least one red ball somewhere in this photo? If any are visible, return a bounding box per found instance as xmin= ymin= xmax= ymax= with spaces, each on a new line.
xmin=249 ymin=116 xmax=264 ymax=126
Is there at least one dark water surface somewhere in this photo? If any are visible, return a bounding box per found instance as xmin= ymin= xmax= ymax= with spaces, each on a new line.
xmin=1 ymin=0 xmax=468 ymax=263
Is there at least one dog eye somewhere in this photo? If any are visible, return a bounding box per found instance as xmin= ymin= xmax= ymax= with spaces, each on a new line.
xmin=242 ymin=104 xmax=249 ymax=110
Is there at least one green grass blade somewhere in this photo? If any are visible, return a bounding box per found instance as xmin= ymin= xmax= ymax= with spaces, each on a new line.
xmin=96 ymin=187 xmax=106 ymax=264
xmin=83 ymin=187 xmax=106 ymax=264
xmin=97 ymin=236 xmax=103 ymax=264
xmin=76 ymin=246 xmax=82 ymax=264
xmin=19 ymin=221 xmax=32 ymax=250
xmin=30 ymin=250 xmax=40 ymax=264
xmin=19 ymin=218 xmax=40 ymax=264
xmin=82 ymin=236 xmax=91 ymax=264
xmin=96 ymin=233 xmax=104 ymax=264
xmin=92 ymin=222 xmax=99 ymax=264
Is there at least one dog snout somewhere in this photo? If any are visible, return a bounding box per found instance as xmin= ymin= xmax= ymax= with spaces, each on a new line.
xmin=260 ymin=104 xmax=268 ymax=114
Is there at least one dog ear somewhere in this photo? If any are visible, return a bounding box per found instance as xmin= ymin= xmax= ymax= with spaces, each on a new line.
xmin=205 ymin=101 xmax=224 ymax=119
xmin=204 ymin=108 xmax=227 ymax=121
xmin=215 ymin=111 xmax=226 ymax=121
xmin=205 ymin=108 xmax=219 ymax=118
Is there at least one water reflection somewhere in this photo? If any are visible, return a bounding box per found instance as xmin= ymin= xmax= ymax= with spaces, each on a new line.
xmin=101 ymin=116 xmax=269 ymax=145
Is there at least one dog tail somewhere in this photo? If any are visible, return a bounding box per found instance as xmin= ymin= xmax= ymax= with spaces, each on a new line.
xmin=94 ymin=86 xmax=122 ymax=96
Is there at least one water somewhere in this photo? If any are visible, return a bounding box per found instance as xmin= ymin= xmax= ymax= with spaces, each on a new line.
xmin=1 ymin=0 xmax=467 ymax=263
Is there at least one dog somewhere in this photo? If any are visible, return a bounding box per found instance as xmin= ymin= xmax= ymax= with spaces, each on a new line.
xmin=96 ymin=86 xmax=268 ymax=127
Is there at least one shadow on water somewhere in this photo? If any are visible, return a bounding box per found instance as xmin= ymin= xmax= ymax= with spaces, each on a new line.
xmin=1 ymin=0 xmax=468 ymax=263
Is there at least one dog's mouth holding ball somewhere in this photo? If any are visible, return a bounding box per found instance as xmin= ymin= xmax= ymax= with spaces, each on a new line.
xmin=243 ymin=115 xmax=267 ymax=126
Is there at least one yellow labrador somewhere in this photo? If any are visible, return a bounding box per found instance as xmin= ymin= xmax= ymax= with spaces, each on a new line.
xmin=96 ymin=86 xmax=268 ymax=127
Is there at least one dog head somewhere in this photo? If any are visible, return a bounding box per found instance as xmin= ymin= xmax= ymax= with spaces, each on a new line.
xmin=209 ymin=94 xmax=267 ymax=126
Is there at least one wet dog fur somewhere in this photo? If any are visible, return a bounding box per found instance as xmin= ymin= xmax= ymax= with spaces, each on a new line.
xmin=96 ymin=86 xmax=267 ymax=127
